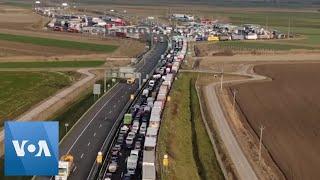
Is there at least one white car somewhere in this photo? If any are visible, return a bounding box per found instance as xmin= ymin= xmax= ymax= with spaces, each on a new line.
xmin=126 ymin=132 xmax=136 ymax=147
xmin=149 ymin=80 xmax=155 ymax=87
xmin=108 ymin=161 xmax=118 ymax=173
xmin=139 ymin=122 xmax=147 ymax=135
xmin=120 ymin=125 xmax=129 ymax=134
xmin=132 ymin=121 xmax=140 ymax=133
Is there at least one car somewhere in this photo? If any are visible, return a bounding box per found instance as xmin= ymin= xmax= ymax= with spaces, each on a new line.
xmin=111 ymin=155 xmax=118 ymax=162
xmin=111 ymin=147 xmax=119 ymax=156
xmin=108 ymin=161 xmax=118 ymax=173
xmin=117 ymin=134 xmax=124 ymax=144
xmin=104 ymin=172 xmax=112 ymax=180
xmin=126 ymin=132 xmax=136 ymax=148
xmin=122 ymin=173 xmax=131 ymax=180
xmin=120 ymin=125 xmax=129 ymax=134
xmin=139 ymin=122 xmax=147 ymax=135
xmin=149 ymin=80 xmax=155 ymax=87
xmin=134 ymin=141 xmax=142 ymax=150
xmin=132 ymin=121 xmax=140 ymax=133
xmin=114 ymin=144 xmax=121 ymax=151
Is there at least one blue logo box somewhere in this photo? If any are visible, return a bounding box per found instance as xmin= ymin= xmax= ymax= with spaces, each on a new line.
xmin=5 ymin=121 xmax=59 ymax=176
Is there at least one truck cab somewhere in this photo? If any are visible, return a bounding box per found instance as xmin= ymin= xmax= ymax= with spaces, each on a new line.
xmin=127 ymin=78 xmax=135 ymax=84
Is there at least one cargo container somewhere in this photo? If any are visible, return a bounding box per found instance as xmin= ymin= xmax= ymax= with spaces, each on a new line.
xmin=142 ymin=150 xmax=156 ymax=180
xmin=144 ymin=137 xmax=157 ymax=151
xmin=149 ymin=114 xmax=160 ymax=128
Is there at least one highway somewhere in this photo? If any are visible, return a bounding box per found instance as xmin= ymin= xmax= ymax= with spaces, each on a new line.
xmin=36 ymin=39 xmax=167 ymax=180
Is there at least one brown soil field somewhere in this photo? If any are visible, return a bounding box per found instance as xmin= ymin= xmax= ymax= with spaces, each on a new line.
xmin=231 ymin=63 xmax=320 ymax=180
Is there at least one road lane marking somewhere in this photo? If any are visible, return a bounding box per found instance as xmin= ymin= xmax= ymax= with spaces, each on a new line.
xmin=66 ymin=86 xmax=123 ymax=154
xmin=87 ymin=142 xmax=90 ymax=146
xmin=99 ymin=124 xmax=102 ymax=128
xmin=73 ymin=166 xmax=77 ymax=173
xmin=93 ymin=133 xmax=96 ymax=137
xmin=81 ymin=153 xmax=84 ymax=159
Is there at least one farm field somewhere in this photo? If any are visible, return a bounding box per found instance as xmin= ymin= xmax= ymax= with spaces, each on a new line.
xmin=0 ymin=61 xmax=105 ymax=68
xmin=0 ymin=5 xmax=146 ymax=59
xmin=231 ymin=63 xmax=320 ymax=180
xmin=157 ymin=73 xmax=223 ymax=180
xmin=0 ymin=71 xmax=78 ymax=126
xmin=0 ymin=33 xmax=118 ymax=53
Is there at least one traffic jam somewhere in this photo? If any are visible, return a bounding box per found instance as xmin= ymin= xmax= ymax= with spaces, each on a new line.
xmin=103 ymin=36 xmax=187 ymax=180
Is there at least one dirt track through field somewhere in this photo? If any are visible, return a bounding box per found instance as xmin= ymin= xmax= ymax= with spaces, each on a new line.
xmin=232 ymin=63 xmax=320 ymax=180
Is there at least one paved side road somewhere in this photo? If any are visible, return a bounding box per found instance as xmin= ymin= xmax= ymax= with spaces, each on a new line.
xmin=202 ymin=65 xmax=266 ymax=180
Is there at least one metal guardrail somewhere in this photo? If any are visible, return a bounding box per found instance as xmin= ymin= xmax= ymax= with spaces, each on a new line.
xmin=87 ymin=39 xmax=168 ymax=180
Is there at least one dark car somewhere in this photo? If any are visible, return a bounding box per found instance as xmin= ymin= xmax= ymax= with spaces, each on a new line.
xmin=134 ymin=141 xmax=142 ymax=150
xmin=117 ymin=134 xmax=124 ymax=144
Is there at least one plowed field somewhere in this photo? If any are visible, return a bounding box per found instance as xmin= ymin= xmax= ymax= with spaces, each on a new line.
xmin=231 ymin=63 xmax=320 ymax=180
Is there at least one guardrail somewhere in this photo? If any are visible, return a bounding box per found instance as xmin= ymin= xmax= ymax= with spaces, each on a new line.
xmin=87 ymin=39 xmax=168 ymax=180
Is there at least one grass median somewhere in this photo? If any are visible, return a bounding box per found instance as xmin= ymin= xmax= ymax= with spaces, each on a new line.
xmin=157 ymin=73 xmax=224 ymax=180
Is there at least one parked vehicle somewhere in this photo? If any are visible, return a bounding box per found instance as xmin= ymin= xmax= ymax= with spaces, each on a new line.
xmin=127 ymin=150 xmax=139 ymax=175
xmin=126 ymin=132 xmax=136 ymax=148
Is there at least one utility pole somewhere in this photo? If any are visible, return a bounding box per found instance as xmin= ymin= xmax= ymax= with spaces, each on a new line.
xmin=220 ymin=64 xmax=224 ymax=91
xmin=104 ymin=69 xmax=107 ymax=93
xmin=288 ymin=17 xmax=291 ymax=39
xmin=265 ymin=16 xmax=268 ymax=30
xmin=232 ymin=89 xmax=237 ymax=115
xmin=259 ymin=125 xmax=265 ymax=163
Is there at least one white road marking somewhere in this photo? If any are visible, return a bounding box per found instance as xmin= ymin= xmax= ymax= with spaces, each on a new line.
xmin=72 ymin=166 xmax=77 ymax=173
xmin=87 ymin=142 xmax=90 ymax=146
xmin=113 ymin=105 xmax=116 ymax=108
xmin=81 ymin=153 xmax=84 ymax=159
xmin=99 ymin=124 xmax=102 ymax=128
xmin=93 ymin=132 xmax=96 ymax=137
xmin=109 ymin=111 xmax=112 ymax=114
xmin=66 ymin=87 xmax=123 ymax=154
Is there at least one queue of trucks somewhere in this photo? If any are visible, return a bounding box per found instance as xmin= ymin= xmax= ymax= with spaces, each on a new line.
xmin=102 ymin=36 xmax=187 ymax=180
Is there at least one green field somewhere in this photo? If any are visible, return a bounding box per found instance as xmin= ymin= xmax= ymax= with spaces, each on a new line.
xmin=157 ymin=73 xmax=223 ymax=180
xmin=0 ymin=61 xmax=105 ymax=68
xmin=216 ymin=41 xmax=317 ymax=51
xmin=0 ymin=71 xmax=76 ymax=126
xmin=0 ymin=33 xmax=118 ymax=53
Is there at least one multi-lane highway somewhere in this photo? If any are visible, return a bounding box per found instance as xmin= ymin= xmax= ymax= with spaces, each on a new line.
xmin=58 ymin=39 xmax=166 ymax=180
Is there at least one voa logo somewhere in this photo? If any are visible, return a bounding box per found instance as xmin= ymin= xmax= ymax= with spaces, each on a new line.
xmin=5 ymin=121 xmax=59 ymax=176
xmin=12 ymin=140 xmax=51 ymax=157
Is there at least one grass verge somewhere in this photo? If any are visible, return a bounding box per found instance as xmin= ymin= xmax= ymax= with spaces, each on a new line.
xmin=0 ymin=71 xmax=77 ymax=126
xmin=0 ymin=61 xmax=105 ymax=68
xmin=0 ymin=33 xmax=118 ymax=53
xmin=157 ymin=72 xmax=223 ymax=180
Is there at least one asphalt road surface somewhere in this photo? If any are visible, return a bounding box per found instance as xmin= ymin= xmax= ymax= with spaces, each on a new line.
xmin=202 ymin=65 xmax=266 ymax=180
xmin=36 ymin=40 xmax=167 ymax=180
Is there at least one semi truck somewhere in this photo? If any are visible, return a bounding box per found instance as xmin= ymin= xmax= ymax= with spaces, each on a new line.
xmin=127 ymin=150 xmax=139 ymax=175
xmin=142 ymin=150 xmax=156 ymax=180
xmin=55 ymin=154 xmax=74 ymax=180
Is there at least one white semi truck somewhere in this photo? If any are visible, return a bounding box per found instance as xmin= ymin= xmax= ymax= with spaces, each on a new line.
xmin=142 ymin=150 xmax=156 ymax=180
